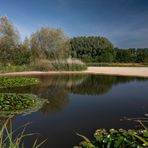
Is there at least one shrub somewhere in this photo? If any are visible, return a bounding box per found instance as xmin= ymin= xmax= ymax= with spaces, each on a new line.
xmin=31 ymin=59 xmax=54 ymax=71
xmin=51 ymin=58 xmax=87 ymax=71
xmin=32 ymin=58 xmax=87 ymax=71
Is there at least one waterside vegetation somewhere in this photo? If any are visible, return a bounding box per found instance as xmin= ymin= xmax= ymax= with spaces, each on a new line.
xmin=0 ymin=119 xmax=47 ymax=148
xmin=75 ymin=114 xmax=148 ymax=148
xmin=0 ymin=77 xmax=40 ymax=88
xmin=0 ymin=16 xmax=148 ymax=73
xmin=0 ymin=93 xmax=45 ymax=117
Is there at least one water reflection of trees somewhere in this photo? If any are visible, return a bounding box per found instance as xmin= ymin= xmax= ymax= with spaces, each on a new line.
xmin=69 ymin=75 xmax=145 ymax=95
xmin=40 ymin=87 xmax=69 ymax=113
xmin=0 ymin=75 xmax=147 ymax=114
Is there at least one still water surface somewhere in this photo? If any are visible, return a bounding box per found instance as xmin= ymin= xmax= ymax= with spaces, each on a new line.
xmin=0 ymin=74 xmax=148 ymax=148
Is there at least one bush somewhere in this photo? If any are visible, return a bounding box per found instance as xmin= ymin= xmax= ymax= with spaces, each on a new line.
xmin=31 ymin=59 xmax=54 ymax=71
xmin=51 ymin=58 xmax=87 ymax=71
xmin=32 ymin=58 xmax=87 ymax=71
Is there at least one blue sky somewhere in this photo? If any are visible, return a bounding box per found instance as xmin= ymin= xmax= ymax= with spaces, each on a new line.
xmin=0 ymin=0 xmax=148 ymax=48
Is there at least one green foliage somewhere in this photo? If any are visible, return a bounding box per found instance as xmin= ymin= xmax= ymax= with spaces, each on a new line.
xmin=86 ymin=63 xmax=148 ymax=67
xmin=0 ymin=119 xmax=46 ymax=148
xmin=0 ymin=16 xmax=20 ymax=66
xmin=30 ymin=27 xmax=69 ymax=61
xmin=136 ymin=49 xmax=148 ymax=63
xmin=32 ymin=59 xmax=54 ymax=71
xmin=54 ymin=62 xmax=87 ymax=71
xmin=0 ymin=77 xmax=40 ymax=88
xmin=10 ymin=45 xmax=31 ymax=65
xmin=32 ymin=59 xmax=87 ymax=71
xmin=0 ymin=93 xmax=45 ymax=117
xmin=70 ymin=37 xmax=148 ymax=64
xmin=75 ymin=115 xmax=148 ymax=148
xmin=75 ymin=129 xmax=148 ymax=148
xmin=1 ymin=16 xmax=148 ymax=67
xmin=0 ymin=66 xmax=32 ymax=73
xmin=70 ymin=36 xmax=114 ymax=63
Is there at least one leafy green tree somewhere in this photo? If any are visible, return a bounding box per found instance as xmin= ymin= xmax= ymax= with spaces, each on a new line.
xmin=11 ymin=39 xmax=31 ymax=65
xmin=136 ymin=48 xmax=148 ymax=63
xmin=0 ymin=16 xmax=20 ymax=65
xmin=30 ymin=27 xmax=70 ymax=62
xmin=70 ymin=36 xmax=114 ymax=62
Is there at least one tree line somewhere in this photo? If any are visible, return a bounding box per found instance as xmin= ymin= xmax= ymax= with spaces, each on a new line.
xmin=70 ymin=37 xmax=148 ymax=63
xmin=0 ymin=16 xmax=148 ymax=66
xmin=0 ymin=16 xmax=69 ymax=66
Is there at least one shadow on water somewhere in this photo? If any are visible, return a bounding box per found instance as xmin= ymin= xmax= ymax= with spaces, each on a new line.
xmin=0 ymin=74 xmax=148 ymax=147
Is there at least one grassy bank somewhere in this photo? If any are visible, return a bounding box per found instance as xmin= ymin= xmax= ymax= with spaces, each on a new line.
xmin=0 ymin=59 xmax=87 ymax=72
xmin=86 ymin=63 xmax=148 ymax=67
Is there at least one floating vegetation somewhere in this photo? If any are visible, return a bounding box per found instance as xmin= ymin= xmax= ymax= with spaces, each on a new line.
xmin=0 ymin=93 xmax=46 ymax=117
xmin=75 ymin=115 xmax=148 ymax=148
xmin=0 ymin=77 xmax=40 ymax=88
xmin=75 ymin=129 xmax=148 ymax=148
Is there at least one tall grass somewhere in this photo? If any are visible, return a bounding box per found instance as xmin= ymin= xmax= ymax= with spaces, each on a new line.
xmin=32 ymin=58 xmax=87 ymax=71
xmin=0 ymin=119 xmax=46 ymax=148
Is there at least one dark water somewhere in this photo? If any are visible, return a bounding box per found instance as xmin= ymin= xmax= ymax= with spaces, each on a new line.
xmin=0 ymin=74 xmax=148 ymax=148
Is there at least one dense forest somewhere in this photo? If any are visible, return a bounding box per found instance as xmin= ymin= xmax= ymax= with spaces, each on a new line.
xmin=70 ymin=37 xmax=148 ymax=63
xmin=0 ymin=16 xmax=148 ymax=67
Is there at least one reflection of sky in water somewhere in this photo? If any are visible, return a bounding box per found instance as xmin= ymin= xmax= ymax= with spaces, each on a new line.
xmin=0 ymin=75 xmax=148 ymax=148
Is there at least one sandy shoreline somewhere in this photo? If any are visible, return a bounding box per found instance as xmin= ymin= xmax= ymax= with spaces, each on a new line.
xmin=0 ymin=67 xmax=148 ymax=77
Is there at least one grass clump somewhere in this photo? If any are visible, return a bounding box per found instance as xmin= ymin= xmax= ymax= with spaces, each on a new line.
xmin=0 ymin=77 xmax=40 ymax=88
xmin=0 ymin=93 xmax=45 ymax=117
xmin=0 ymin=66 xmax=32 ymax=73
xmin=0 ymin=119 xmax=46 ymax=148
xmin=32 ymin=58 xmax=87 ymax=71
xmin=52 ymin=58 xmax=87 ymax=71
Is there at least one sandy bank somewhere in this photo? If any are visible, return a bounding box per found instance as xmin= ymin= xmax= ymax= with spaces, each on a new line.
xmin=0 ymin=67 xmax=148 ymax=77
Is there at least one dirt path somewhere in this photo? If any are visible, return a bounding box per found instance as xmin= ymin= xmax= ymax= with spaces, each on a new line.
xmin=0 ymin=67 xmax=148 ymax=77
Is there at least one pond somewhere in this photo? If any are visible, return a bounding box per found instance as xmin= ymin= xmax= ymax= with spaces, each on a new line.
xmin=0 ymin=74 xmax=148 ymax=148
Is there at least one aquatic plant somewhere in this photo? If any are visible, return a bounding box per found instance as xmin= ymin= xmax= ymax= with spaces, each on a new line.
xmin=0 ymin=93 xmax=45 ymax=117
xmin=0 ymin=77 xmax=40 ymax=88
xmin=75 ymin=115 xmax=148 ymax=148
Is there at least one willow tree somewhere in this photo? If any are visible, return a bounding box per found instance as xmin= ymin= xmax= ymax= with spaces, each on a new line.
xmin=30 ymin=27 xmax=70 ymax=62
xmin=0 ymin=16 xmax=20 ymax=65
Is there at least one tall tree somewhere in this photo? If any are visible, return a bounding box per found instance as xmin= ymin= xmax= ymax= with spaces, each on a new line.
xmin=0 ymin=16 xmax=20 ymax=65
xmin=70 ymin=36 xmax=114 ymax=62
xmin=30 ymin=27 xmax=69 ymax=61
